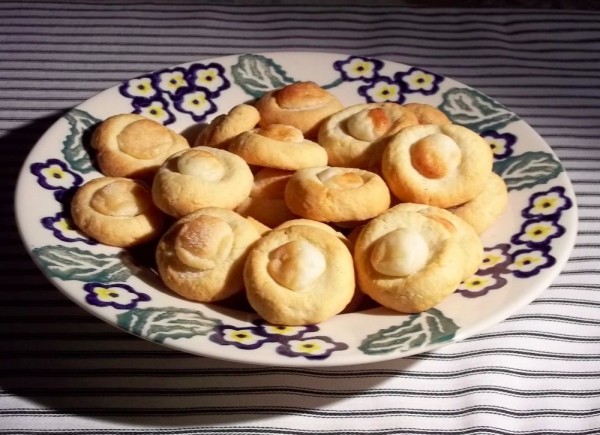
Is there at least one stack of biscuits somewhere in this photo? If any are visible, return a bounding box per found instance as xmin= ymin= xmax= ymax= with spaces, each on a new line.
xmin=71 ymin=80 xmax=508 ymax=325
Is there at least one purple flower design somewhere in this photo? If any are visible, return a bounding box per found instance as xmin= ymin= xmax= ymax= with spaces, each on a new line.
xmin=172 ymin=87 xmax=218 ymax=122
xmin=30 ymin=158 xmax=83 ymax=202
xmin=508 ymin=245 xmax=556 ymax=278
xmin=131 ymin=96 xmax=176 ymax=125
xmin=481 ymin=130 xmax=517 ymax=160
xmin=156 ymin=66 xmax=190 ymax=97
xmin=511 ymin=217 xmax=566 ymax=247
xmin=276 ymin=336 xmax=349 ymax=360
xmin=83 ymin=282 xmax=151 ymax=310
xmin=210 ymin=324 xmax=273 ymax=350
xmin=478 ymin=243 xmax=513 ymax=275
xmin=358 ymin=76 xmax=405 ymax=104
xmin=456 ymin=273 xmax=508 ymax=298
xmin=333 ymin=55 xmax=385 ymax=82
xmin=395 ymin=67 xmax=444 ymax=96
xmin=522 ymin=186 xmax=573 ymax=220
xmin=119 ymin=74 xmax=159 ymax=100
xmin=187 ymin=62 xmax=230 ymax=96
xmin=254 ymin=321 xmax=319 ymax=340
xmin=41 ymin=212 xmax=97 ymax=245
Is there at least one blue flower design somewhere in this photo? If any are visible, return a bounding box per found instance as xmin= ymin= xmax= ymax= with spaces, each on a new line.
xmin=41 ymin=212 xmax=97 ymax=245
xmin=522 ymin=186 xmax=573 ymax=220
xmin=511 ymin=217 xmax=566 ymax=247
xmin=333 ymin=55 xmax=384 ymax=82
xmin=187 ymin=62 xmax=230 ymax=95
xmin=30 ymin=158 xmax=83 ymax=202
xmin=481 ymin=130 xmax=517 ymax=160
xmin=358 ymin=76 xmax=405 ymax=104
xmin=395 ymin=67 xmax=444 ymax=95
xmin=276 ymin=336 xmax=349 ymax=360
xmin=456 ymin=273 xmax=507 ymax=298
xmin=478 ymin=243 xmax=513 ymax=275
xmin=209 ymin=325 xmax=272 ymax=350
xmin=131 ymin=96 xmax=176 ymax=125
xmin=83 ymin=282 xmax=151 ymax=310
xmin=508 ymin=245 xmax=556 ymax=278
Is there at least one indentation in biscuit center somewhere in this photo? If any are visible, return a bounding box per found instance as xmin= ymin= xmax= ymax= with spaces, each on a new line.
xmin=275 ymin=81 xmax=329 ymax=110
xmin=267 ymin=240 xmax=326 ymax=291
xmin=370 ymin=228 xmax=429 ymax=276
xmin=410 ymin=133 xmax=461 ymax=179
xmin=346 ymin=108 xmax=390 ymax=142
xmin=317 ymin=167 xmax=365 ymax=190
xmin=117 ymin=119 xmax=172 ymax=159
xmin=174 ymin=215 xmax=234 ymax=270
xmin=90 ymin=180 xmax=151 ymax=217
xmin=177 ymin=149 xmax=226 ymax=181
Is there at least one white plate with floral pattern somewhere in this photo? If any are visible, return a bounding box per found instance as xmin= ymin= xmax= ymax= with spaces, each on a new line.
xmin=15 ymin=52 xmax=578 ymax=367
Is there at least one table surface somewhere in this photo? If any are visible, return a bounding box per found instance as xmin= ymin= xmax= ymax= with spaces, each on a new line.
xmin=2 ymin=1 xmax=599 ymax=434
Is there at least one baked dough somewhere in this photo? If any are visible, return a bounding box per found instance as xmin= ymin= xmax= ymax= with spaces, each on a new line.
xmin=402 ymin=103 xmax=451 ymax=125
xmin=194 ymin=104 xmax=260 ymax=149
xmin=449 ymin=172 xmax=508 ymax=235
xmin=353 ymin=203 xmax=467 ymax=313
xmin=228 ymin=124 xmax=328 ymax=170
xmin=152 ymin=146 xmax=253 ymax=218
xmin=91 ymin=113 xmax=189 ymax=179
xmin=318 ymin=103 xmax=419 ymax=170
xmin=70 ymin=177 xmax=165 ymax=247
xmin=244 ymin=224 xmax=355 ymax=325
xmin=250 ymin=167 xmax=294 ymax=199
xmin=254 ymin=81 xmax=344 ymax=139
xmin=284 ymin=166 xmax=391 ymax=222
xmin=382 ymin=124 xmax=493 ymax=208
xmin=155 ymin=207 xmax=261 ymax=302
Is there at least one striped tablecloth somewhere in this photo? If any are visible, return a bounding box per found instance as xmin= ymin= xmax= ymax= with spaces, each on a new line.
xmin=2 ymin=1 xmax=599 ymax=434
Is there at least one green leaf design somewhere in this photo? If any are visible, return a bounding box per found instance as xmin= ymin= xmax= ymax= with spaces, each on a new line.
xmin=359 ymin=308 xmax=458 ymax=355
xmin=32 ymin=245 xmax=133 ymax=282
xmin=493 ymin=151 xmax=563 ymax=191
xmin=62 ymin=108 xmax=101 ymax=174
xmin=117 ymin=307 xmax=222 ymax=343
xmin=438 ymin=88 xmax=519 ymax=132
xmin=231 ymin=54 xmax=296 ymax=99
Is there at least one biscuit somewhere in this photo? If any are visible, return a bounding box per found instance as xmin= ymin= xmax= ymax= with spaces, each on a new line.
xmin=194 ymin=104 xmax=260 ymax=149
xmin=244 ymin=224 xmax=355 ymax=325
xmin=318 ymin=103 xmax=419 ymax=170
xmin=254 ymin=81 xmax=344 ymax=139
xmin=382 ymin=124 xmax=493 ymax=208
xmin=235 ymin=197 xmax=297 ymax=228
xmin=152 ymin=146 xmax=253 ymax=218
xmin=228 ymin=124 xmax=328 ymax=170
xmin=353 ymin=203 xmax=467 ymax=313
xmin=250 ymin=167 xmax=294 ymax=199
xmin=70 ymin=177 xmax=165 ymax=247
xmin=402 ymin=103 xmax=451 ymax=125
xmin=275 ymin=218 xmax=349 ymax=246
xmin=449 ymin=172 xmax=508 ymax=235
xmin=284 ymin=166 xmax=391 ymax=222
xmin=155 ymin=207 xmax=261 ymax=302
xmin=91 ymin=113 xmax=189 ymax=179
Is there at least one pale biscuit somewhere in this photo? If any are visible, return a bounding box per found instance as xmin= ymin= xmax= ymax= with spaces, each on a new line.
xmin=449 ymin=172 xmax=508 ymax=235
xmin=244 ymin=225 xmax=355 ymax=325
xmin=91 ymin=113 xmax=189 ymax=179
xmin=235 ymin=196 xmax=297 ymax=228
xmin=152 ymin=146 xmax=253 ymax=218
xmin=402 ymin=103 xmax=451 ymax=125
xmin=250 ymin=167 xmax=294 ymax=199
xmin=70 ymin=177 xmax=165 ymax=247
xmin=275 ymin=218 xmax=349 ymax=247
xmin=194 ymin=104 xmax=260 ymax=149
xmin=382 ymin=124 xmax=493 ymax=208
xmin=284 ymin=166 xmax=391 ymax=222
xmin=228 ymin=124 xmax=328 ymax=170
xmin=155 ymin=207 xmax=261 ymax=302
xmin=254 ymin=81 xmax=344 ymax=139
xmin=318 ymin=103 xmax=419 ymax=170
xmin=353 ymin=203 xmax=467 ymax=313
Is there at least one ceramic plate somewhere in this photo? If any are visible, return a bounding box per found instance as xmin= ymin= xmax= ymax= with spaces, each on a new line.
xmin=15 ymin=52 xmax=578 ymax=367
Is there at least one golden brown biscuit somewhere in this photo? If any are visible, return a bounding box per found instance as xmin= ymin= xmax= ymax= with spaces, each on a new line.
xmin=235 ymin=197 xmax=297 ymax=229
xmin=284 ymin=166 xmax=391 ymax=222
xmin=275 ymin=218 xmax=349 ymax=247
xmin=228 ymin=124 xmax=328 ymax=170
xmin=254 ymin=81 xmax=344 ymax=139
xmin=194 ymin=104 xmax=260 ymax=149
xmin=91 ymin=114 xmax=189 ymax=179
xmin=70 ymin=177 xmax=165 ymax=247
xmin=402 ymin=103 xmax=451 ymax=125
xmin=244 ymin=225 xmax=355 ymax=325
xmin=152 ymin=146 xmax=253 ymax=218
xmin=155 ymin=207 xmax=261 ymax=302
xmin=382 ymin=124 xmax=493 ymax=208
xmin=353 ymin=203 xmax=467 ymax=313
xmin=318 ymin=103 xmax=419 ymax=170
xmin=250 ymin=167 xmax=294 ymax=199
xmin=449 ymin=172 xmax=508 ymax=235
